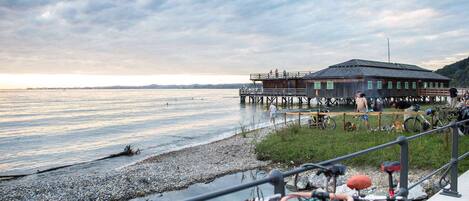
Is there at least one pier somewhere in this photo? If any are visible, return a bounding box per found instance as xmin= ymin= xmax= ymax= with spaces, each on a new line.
xmin=240 ymin=59 xmax=467 ymax=107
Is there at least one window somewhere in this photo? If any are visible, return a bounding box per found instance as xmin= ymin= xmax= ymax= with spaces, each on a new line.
xmin=326 ymin=81 xmax=334 ymax=90
xmin=412 ymin=82 xmax=416 ymax=89
xmin=440 ymin=83 xmax=444 ymax=88
xmin=368 ymin=81 xmax=373 ymax=89
xmin=405 ymin=81 xmax=409 ymax=89
xmin=388 ymin=81 xmax=393 ymax=89
xmin=377 ymin=81 xmax=382 ymax=89
xmin=397 ymin=81 xmax=401 ymax=89
xmin=429 ymin=82 xmax=433 ymax=88
xmin=314 ymin=81 xmax=321 ymax=89
xmin=424 ymin=82 xmax=428 ymax=88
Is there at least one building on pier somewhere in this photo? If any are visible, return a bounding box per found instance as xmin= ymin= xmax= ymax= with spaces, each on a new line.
xmin=240 ymin=59 xmax=454 ymax=106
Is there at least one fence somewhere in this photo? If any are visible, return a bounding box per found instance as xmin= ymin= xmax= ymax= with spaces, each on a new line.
xmin=250 ymin=71 xmax=312 ymax=80
xmin=185 ymin=119 xmax=469 ymax=201
xmin=284 ymin=111 xmax=428 ymax=131
xmin=240 ymin=88 xmax=307 ymax=96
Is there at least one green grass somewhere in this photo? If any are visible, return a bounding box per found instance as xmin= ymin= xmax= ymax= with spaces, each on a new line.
xmin=256 ymin=105 xmax=469 ymax=172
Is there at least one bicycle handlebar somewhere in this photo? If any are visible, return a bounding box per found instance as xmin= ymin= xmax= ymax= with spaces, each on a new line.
xmin=352 ymin=195 xmax=406 ymax=201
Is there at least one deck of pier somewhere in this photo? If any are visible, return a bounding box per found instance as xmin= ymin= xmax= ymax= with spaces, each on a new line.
xmin=427 ymin=170 xmax=469 ymax=201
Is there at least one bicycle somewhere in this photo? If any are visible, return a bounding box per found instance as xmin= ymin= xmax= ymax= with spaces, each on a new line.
xmin=280 ymin=162 xmax=407 ymax=201
xmin=403 ymin=105 xmax=432 ymax=133
xmin=309 ymin=107 xmax=337 ymax=130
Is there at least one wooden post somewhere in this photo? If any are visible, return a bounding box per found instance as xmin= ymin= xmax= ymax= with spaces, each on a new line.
xmin=284 ymin=112 xmax=287 ymax=125
xmin=343 ymin=112 xmax=346 ymax=131
xmin=378 ymin=112 xmax=382 ymax=130
xmin=316 ymin=110 xmax=320 ymax=129
xmin=297 ymin=112 xmax=300 ymax=126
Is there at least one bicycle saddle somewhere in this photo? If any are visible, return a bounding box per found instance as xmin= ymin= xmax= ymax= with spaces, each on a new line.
xmin=316 ymin=164 xmax=347 ymax=177
xmin=346 ymin=175 xmax=372 ymax=190
xmin=381 ymin=161 xmax=401 ymax=173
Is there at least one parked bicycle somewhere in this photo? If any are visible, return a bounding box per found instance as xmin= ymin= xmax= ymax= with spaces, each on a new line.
xmin=281 ymin=162 xmax=406 ymax=201
xmin=403 ymin=104 xmax=445 ymax=133
xmin=309 ymin=107 xmax=337 ymax=130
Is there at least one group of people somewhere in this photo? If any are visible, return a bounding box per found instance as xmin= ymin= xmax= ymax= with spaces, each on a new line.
xmin=267 ymin=88 xmax=469 ymax=130
xmin=353 ymin=88 xmax=469 ymax=130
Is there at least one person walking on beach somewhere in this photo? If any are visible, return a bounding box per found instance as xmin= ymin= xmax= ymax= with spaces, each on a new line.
xmin=269 ymin=104 xmax=277 ymax=125
xmin=355 ymin=92 xmax=369 ymax=129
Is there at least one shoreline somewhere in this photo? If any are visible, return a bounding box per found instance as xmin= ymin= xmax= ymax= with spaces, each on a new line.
xmin=0 ymin=122 xmax=441 ymax=200
xmin=0 ymin=125 xmax=277 ymax=200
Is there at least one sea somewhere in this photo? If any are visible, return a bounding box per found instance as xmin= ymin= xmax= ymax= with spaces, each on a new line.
xmin=0 ymin=89 xmax=277 ymax=175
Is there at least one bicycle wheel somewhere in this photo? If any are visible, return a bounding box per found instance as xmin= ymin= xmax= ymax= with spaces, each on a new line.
xmin=435 ymin=120 xmax=451 ymax=134
xmin=404 ymin=117 xmax=422 ymax=132
xmin=322 ymin=117 xmax=336 ymax=130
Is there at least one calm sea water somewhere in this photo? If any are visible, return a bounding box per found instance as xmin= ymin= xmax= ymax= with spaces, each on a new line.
xmin=0 ymin=89 xmax=273 ymax=175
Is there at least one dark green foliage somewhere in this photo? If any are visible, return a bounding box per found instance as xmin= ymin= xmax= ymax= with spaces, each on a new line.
xmin=435 ymin=56 xmax=469 ymax=87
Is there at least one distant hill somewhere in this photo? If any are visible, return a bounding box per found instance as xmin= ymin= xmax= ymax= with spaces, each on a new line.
xmin=28 ymin=83 xmax=259 ymax=90
xmin=435 ymin=56 xmax=469 ymax=87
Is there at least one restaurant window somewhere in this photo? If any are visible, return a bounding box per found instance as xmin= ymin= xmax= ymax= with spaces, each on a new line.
xmin=397 ymin=81 xmax=401 ymax=89
xmin=377 ymin=81 xmax=382 ymax=89
xmin=434 ymin=82 xmax=438 ymax=88
xmin=405 ymin=81 xmax=409 ymax=89
xmin=440 ymin=83 xmax=444 ymax=88
xmin=368 ymin=81 xmax=373 ymax=89
xmin=326 ymin=81 xmax=334 ymax=90
xmin=412 ymin=82 xmax=416 ymax=89
xmin=314 ymin=81 xmax=321 ymax=89
xmin=429 ymin=82 xmax=433 ymax=88
xmin=388 ymin=81 xmax=392 ymax=89
xmin=424 ymin=82 xmax=428 ymax=88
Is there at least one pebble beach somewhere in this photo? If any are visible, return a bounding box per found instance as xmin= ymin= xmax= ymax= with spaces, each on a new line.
xmin=0 ymin=127 xmax=272 ymax=201
xmin=0 ymin=123 xmax=442 ymax=201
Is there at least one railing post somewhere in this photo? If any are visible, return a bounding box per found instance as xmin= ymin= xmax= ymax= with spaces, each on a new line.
xmin=440 ymin=123 xmax=461 ymax=197
xmin=397 ymin=136 xmax=409 ymax=198
xmin=269 ymin=169 xmax=285 ymax=196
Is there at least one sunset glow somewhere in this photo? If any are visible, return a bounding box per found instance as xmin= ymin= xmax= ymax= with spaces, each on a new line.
xmin=0 ymin=74 xmax=248 ymax=89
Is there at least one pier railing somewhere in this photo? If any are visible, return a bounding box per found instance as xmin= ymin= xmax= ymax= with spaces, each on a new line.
xmin=185 ymin=119 xmax=469 ymax=201
xmin=250 ymin=71 xmax=312 ymax=80
xmin=240 ymin=88 xmax=307 ymax=96
xmin=418 ymin=88 xmax=469 ymax=97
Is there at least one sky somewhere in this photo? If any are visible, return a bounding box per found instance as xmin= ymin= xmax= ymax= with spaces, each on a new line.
xmin=1 ymin=0 xmax=469 ymax=88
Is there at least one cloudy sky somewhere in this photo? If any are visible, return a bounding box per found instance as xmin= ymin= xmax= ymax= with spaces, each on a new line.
xmin=0 ymin=0 xmax=468 ymax=88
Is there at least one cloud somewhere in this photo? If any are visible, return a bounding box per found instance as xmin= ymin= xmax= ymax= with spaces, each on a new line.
xmin=420 ymin=52 xmax=469 ymax=69
xmin=370 ymin=8 xmax=439 ymax=29
xmin=0 ymin=0 xmax=468 ymax=77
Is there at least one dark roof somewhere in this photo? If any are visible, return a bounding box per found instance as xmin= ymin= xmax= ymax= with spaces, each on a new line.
xmin=305 ymin=59 xmax=450 ymax=80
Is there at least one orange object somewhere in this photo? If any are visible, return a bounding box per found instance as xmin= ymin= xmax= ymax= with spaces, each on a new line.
xmin=346 ymin=175 xmax=372 ymax=190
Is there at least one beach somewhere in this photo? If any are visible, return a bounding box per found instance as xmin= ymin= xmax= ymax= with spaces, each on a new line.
xmin=1 ymin=121 xmax=446 ymax=201
xmin=0 ymin=126 xmax=273 ymax=200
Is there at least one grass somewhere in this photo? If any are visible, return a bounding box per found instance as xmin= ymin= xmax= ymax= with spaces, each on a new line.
xmin=255 ymin=104 xmax=469 ymax=172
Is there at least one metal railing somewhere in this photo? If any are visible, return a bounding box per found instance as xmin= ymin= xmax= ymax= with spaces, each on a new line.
xmin=240 ymin=88 xmax=307 ymax=96
xmin=417 ymin=88 xmax=469 ymax=96
xmin=185 ymin=119 xmax=469 ymax=201
xmin=250 ymin=71 xmax=312 ymax=80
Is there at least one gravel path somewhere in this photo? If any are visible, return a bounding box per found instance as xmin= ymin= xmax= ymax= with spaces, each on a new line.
xmin=0 ymin=127 xmax=273 ymax=201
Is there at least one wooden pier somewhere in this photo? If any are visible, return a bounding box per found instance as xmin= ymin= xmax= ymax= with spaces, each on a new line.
xmin=240 ymin=59 xmax=467 ymax=107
